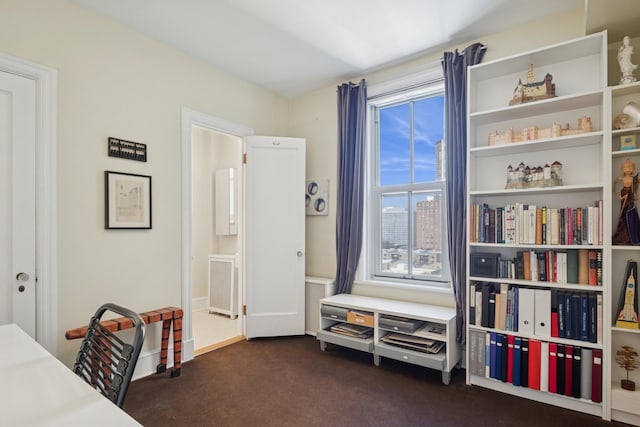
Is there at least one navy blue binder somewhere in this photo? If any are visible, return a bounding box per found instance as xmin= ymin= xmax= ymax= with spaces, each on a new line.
xmin=513 ymin=336 xmax=522 ymax=386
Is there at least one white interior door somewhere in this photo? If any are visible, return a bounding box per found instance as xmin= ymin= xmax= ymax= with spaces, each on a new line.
xmin=245 ymin=136 xmax=305 ymax=338
xmin=0 ymin=71 xmax=37 ymax=337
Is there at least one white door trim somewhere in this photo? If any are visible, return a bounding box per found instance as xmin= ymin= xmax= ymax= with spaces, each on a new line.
xmin=180 ymin=107 xmax=253 ymax=362
xmin=0 ymin=53 xmax=58 ymax=354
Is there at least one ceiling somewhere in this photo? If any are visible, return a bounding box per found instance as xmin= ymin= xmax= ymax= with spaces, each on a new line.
xmin=71 ymin=0 xmax=635 ymax=98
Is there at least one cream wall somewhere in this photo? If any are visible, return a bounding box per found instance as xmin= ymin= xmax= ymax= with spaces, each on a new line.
xmin=290 ymin=8 xmax=587 ymax=306
xmin=0 ymin=0 xmax=287 ymax=365
xmin=0 ymin=0 xmax=591 ymax=366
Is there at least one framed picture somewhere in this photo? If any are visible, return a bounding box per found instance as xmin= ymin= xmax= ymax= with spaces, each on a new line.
xmin=105 ymin=171 xmax=152 ymax=229
xmin=306 ymin=179 xmax=328 ymax=216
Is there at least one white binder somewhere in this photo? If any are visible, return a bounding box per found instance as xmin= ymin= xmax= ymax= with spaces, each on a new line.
xmin=518 ymin=288 xmax=535 ymax=334
xmin=534 ymin=289 xmax=551 ymax=337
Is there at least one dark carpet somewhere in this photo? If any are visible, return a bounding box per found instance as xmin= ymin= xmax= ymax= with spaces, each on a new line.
xmin=124 ymin=335 xmax=627 ymax=426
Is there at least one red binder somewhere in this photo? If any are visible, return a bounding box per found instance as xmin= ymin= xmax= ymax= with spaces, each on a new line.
xmin=592 ymin=349 xmax=602 ymax=403
xmin=507 ymin=335 xmax=515 ymax=383
xmin=564 ymin=345 xmax=574 ymax=397
xmin=528 ymin=339 xmax=541 ymax=390
xmin=548 ymin=343 xmax=557 ymax=393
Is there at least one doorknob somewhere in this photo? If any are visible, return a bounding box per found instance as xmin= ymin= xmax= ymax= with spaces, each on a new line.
xmin=297 ymin=251 xmax=303 ymax=257
xmin=16 ymin=272 xmax=29 ymax=282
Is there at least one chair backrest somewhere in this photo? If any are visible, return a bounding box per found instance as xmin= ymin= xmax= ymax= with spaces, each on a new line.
xmin=73 ymin=303 xmax=146 ymax=408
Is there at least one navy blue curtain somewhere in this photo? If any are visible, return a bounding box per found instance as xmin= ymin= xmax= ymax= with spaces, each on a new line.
xmin=335 ymin=79 xmax=367 ymax=294
xmin=442 ymin=44 xmax=485 ymax=344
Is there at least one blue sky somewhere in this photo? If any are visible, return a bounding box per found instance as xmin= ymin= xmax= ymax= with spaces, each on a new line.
xmin=379 ymin=95 xmax=444 ymax=187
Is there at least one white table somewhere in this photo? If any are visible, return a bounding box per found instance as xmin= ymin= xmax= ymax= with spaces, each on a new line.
xmin=0 ymin=323 xmax=141 ymax=426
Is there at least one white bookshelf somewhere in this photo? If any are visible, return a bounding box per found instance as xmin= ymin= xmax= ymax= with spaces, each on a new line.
xmin=466 ymin=31 xmax=610 ymax=420
xmin=609 ymin=80 xmax=640 ymax=425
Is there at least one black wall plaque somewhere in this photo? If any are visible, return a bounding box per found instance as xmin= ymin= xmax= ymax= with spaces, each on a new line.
xmin=108 ymin=137 xmax=147 ymax=162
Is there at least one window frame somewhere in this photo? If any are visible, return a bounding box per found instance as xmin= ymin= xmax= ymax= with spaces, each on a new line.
xmin=363 ymin=73 xmax=451 ymax=289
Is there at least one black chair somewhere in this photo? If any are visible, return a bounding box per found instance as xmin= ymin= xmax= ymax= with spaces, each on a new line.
xmin=73 ymin=303 xmax=146 ymax=408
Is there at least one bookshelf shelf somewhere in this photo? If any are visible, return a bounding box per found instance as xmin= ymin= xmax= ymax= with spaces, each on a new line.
xmin=466 ymin=31 xmax=609 ymax=421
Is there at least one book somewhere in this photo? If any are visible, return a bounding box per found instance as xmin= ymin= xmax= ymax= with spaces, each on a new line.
xmin=578 ymin=249 xmax=589 ymax=284
xmin=588 ymin=292 xmax=597 ymax=343
xmin=567 ymin=249 xmax=579 ymax=284
xmin=557 ymin=290 xmax=566 ymax=338
xmin=540 ymin=341 xmax=549 ymax=393
xmin=556 ymin=344 xmax=565 ymax=395
xmin=485 ymin=331 xmax=491 ymax=377
xmin=591 ymin=349 xmax=602 ymax=403
xmin=500 ymin=334 xmax=508 ymax=382
xmin=469 ymin=283 xmax=476 ymax=326
xmin=580 ymin=348 xmax=592 ymax=400
xmin=521 ymin=338 xmax=529 ymax=388
xmin=572 ymin=347 xmax=582 ymax=398
xmin=580 ymin=293 xmax=589 ymax=342
xmin=498 ymin=283 xmax=509 ymax=330
xmin=570 ymin=293 xmax=581 ymax=340
xmin=481 ymin=284 xmax=491 ymax=327
xmin=564 ymin=345 xmax=573 ymax=397
xmin=551 ymin=289 xmax=559 ymax=337
xmin=496 ymin=333 xmax=504 ymax=381
xmin=489 ymin=291 xmax=497 ymax=329
xmin=528 ymin=339 xmax=541 ymax=390
xmin=507 ymin=334 xmax=515 ymax=383
xmin=548 ymin=343 xmax=557 ymax=393
xmin=489 ymin=332 xmax=497 ymax=379
xmin=513 ymin=336 xmax=522 ymax=387
xmin=588 ymin=250 xmax=597 ymax=285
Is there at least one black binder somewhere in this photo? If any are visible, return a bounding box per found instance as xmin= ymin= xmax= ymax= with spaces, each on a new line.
xmin=572 ymin=347 xmax=582 ymax=398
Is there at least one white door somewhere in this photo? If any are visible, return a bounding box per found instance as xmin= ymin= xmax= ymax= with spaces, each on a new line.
xmin=0 ymin=71 xmax=37 ymax=337
xmin=245 ymin=136 xmax=305 ymax=338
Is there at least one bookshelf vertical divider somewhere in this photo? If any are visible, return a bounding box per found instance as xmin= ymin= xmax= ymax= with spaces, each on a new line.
xmin=465 ymin=31 xmax=611 ymax=420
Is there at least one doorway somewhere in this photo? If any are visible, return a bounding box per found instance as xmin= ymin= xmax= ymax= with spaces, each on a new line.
xmin=191 ymin=126 xmax=243 ymax=354
xmin=0 ymin=54 xmax=57 ymax=353
xmin=181 ymin=108 xmax=254 ymax=360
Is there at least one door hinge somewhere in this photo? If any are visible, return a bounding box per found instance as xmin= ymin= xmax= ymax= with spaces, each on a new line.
xmin=243 ymin=305 xmax=247 ymax=315
xmin=243 ymin=153 xmax=247 ymax=164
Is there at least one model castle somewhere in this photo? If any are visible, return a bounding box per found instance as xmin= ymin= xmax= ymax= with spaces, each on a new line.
xmin=509 ymin=64 xmax=556 ymax=106
xmin=488 ymin=116 xmax=593 ymax=146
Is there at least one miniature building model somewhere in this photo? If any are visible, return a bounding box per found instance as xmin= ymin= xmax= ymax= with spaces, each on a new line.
xmin=509 ymin=64 xmax=556 ymax=106
xmin=488 ymin=116 xmax=593 ymax=146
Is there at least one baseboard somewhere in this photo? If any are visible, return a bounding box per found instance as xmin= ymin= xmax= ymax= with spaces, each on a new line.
xmin=132 ymin=337 xmax=195 ymax=381
xmin=192 ymin=296 xmax=209 ymax=312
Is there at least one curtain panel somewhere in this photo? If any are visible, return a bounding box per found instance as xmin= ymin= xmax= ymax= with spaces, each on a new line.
xmin=442 ymin=44 xmax=485 ymax=344
xmin=335 ymin=79 xmax=367 ymax=294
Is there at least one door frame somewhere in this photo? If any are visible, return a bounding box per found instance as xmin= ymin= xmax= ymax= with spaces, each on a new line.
xmin=0 ymin=53 xmax=58 ymax=353
xmin=180 ymin=107 xmax=253 ymax=362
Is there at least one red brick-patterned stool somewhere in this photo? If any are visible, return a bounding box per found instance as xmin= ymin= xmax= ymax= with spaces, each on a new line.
xmin=65 ymin=306 xmax=183 ymax=378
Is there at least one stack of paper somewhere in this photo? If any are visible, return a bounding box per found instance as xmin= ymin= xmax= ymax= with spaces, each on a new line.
xmin=329 ymin=322 xmax=373 ymax=339
xmin=381 ymin=333 xmax=445 ymax=354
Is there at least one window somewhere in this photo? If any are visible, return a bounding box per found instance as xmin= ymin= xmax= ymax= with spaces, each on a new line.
xmin=366 ymin=75 xmax=449 ymax=287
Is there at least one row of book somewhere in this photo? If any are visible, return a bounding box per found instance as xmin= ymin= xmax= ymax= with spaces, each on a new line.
xmin=470 ymin=202 xmax=603 ymax=246
xmin=470 ymin=282 xmax=602 ymax=343
xmin=468 ymin=329 xmax=602 ymax=403
xmin=487 ymin=249 xmax=602 ymax=286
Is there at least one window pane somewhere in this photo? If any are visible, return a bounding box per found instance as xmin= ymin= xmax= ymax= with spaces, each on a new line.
xmin=413 ymin=96 xmax=444 ymax=183
xmin=381 ymin=194 xmax=408 ymax=275
xmin=379 ymin=103 xmax=410 ymax=186
xmin=413 ymin=191 xmax=443 ymax=277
